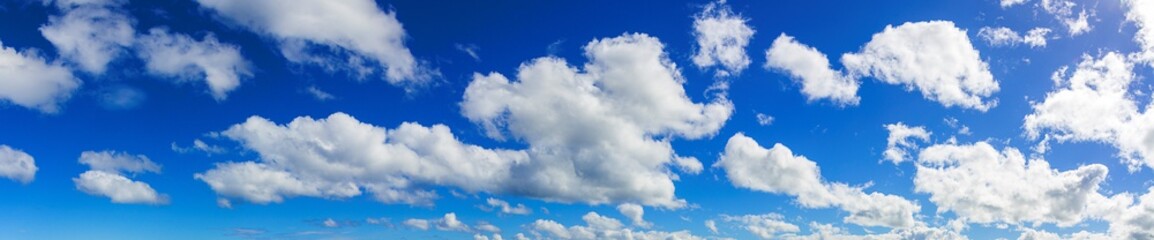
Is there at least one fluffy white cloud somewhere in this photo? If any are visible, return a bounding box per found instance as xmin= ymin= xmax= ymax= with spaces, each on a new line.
xmin=74 ymin=170 xmax=168 ymax=204
xmin=1126 ymin=0 xmax=1154 ymax=66
xmin=1001 ymin=0 xmax=1028 ymax=7
xmin=136 ymin=28 xmax=251 ymax=100
xmin=715 ymin=133 xmax=920 ymax=228
xmin=721 ymin=214 xmax=800 ymax=239
xmin=527 ymin=212 xmax=704 ymax=240
xmin=764 ymin=34 xmax=860 ymax=105
xmin=195 ymin=113 xmax=527 ymax=206
xmin=194 ymin=0 xmax=432 ymax=85
xmin=779 ymin=222 xmax=967 ymax=240
xmin=484 ymin=198 xmax=532 ymax=215
xmin=1107 ymin=188 xmax=1154 ymax=239
xmin=616 ymin=203 xmax=651 ymax=228
xmin=74 ymin=150 xmax=167 ymax=204
xmin=462 ymin=33 xmax=731 ymax=208
xmin=976 ymin=27 xmax=1050 ymax=48
xmin=1023 ymin=52 xmax=1154 ymax=170
xmin=1040 ymin=0 xmax=1092 ymax=36
xmin=883 ymin=123 xmax=931 ymax=164
xmin=0 ymin=41 xmax=82 ymax=113
xmin=39 ymin=0 xmax=134 ymax=74
xmin=913 ymin=142 xmax=1116 ymax=226
xmin=691 ymin=0 xmax=754 ymax=76
xmin=842 ymin=21 xmax=999 ymax=111
xmin=0 ymin=145 xmax=36 ymax=184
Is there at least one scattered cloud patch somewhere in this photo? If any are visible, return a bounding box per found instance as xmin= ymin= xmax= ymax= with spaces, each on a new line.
xmin=0 ymin=41 xmax=82 ymax=113
xmin=692 ymin=0 xmax=754 ymax=77
xmin=765 ymin=34 xmax=860 ymax=105
xmin=0 ymin=145 xmax=37 ymax=184
xmin=883 ymin=122 xmax=931 ymax=164
xmin=74 ymin=150 xmax=168 ymax=204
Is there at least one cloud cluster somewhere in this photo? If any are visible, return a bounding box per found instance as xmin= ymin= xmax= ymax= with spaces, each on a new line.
xmin=715 ymin=133 xmax=920 ymax=228
xmin=1127 ymin=0 xmax=1154 ymax=67
xmin=403 ymin=213 xmax=477 ymax=232
xmin=0 ymin=145 xmax=37 ymax=184
xmin=74 ymin=151 xmax=169 ymax=205
xmin=1024 ymin=52 xmax=1154 ymax=170
xmin=977 ymin=27 xmax=1051 ymax=48
xmin=692 ymin=0 xmax=755 ymax=76
xmin=766 ymin=21 xmax=998 ymax=110
xmin=194 ymin=0 xmax=433 ymax=85
xmin=883 ymin=123 xmax=931 ymax=164
xmin=527 ymin=212 xmax=703 ymax=240
xmin=462 ymin=33 xmax=732 ymax=207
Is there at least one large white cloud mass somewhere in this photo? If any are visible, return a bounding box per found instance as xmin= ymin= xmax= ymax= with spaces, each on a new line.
xmin=74 ymin=150 xmax=168 ymax=204
xmin=715 ymin=133 xmax=920 ymax=228
xmin=193 ymin=0 xmax=432 ymax=85
xmin=39 ymin=0 xmax=135 ymax=74
xmin=842 ymin=21 xmax=999 ymax=111
xmin=461 ymin=33 xmax=732 ymax=207
xmin=136 ymin=28 xmax=251 ymax=101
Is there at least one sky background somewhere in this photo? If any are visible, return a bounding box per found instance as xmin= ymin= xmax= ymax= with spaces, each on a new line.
xmin=1 ymin=0 xmax=1154 ymax=239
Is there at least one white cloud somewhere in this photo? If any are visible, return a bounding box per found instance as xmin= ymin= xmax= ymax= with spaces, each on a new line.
xmin=136 ymin=28 xmax=251 ymax=100
xmin=780 ymin=222 xmax=967 ymax=240
xmin=528 ymin=212 xmax=704 ymax=240
xmin=305 ymin=86 xmax=335 ymax=101
xmin=1126 ymin=0 xmax=1154 ymax=66
xmin=322 ymin=218 xmax=338 ymax=228
xmin=39 ymin=0 xmax=135 ymax=74
xmin=721 ymin=214 xmax=800 ymax=239
xmin=1023 ymin=28 xmax=1052 ymax=48
xmin=462 ymin=33 xmax=732 ymax=208
xmin=705 ymin=220 xmax=718 ymax=234
xmin=1107 ymin=188 xmax=1154 ymax=239
xmin=913 ymin=141 xmax=1117 ymax=226
xmin=404 ymin=213 xmax=472 ymax=232
xmin=476 ymin=221 xmax=501 ymax=233
xmin=171 ymin=139 xmax=226 ymax=155
xmin=616 ymin=203 xmax=651 ymax=228
xmin=1040 ymin=0 xmax=1093 ymax=36
xmin=194 ymin=0 xmax=433 ymax=85
xmin=74 ymin=170 xmax=168 ymax=204
xmin=765 ymin=33 xmax=860 ymax=105
xmin=1023 ymin=52 xmax=1154 ymax=171
xmin=0 ymin=145 xmax=36 ymax=184
xmin=1001 ymin=0 xmax=1028 ymax=8
xmin=715 ymin=133 xmax=920 ymax=228
xmin=842 ymin=21 xmax=999 ymax=111
xmin=977 ymin=27 xmax=1022 ymax=47
xmin=0 ymin=41 xmax=82 ymax=113
xmin=755 ymin=113 xmax=774 ymax=126
xmin=456 ymin=43 xmax=481 ymax=61
xmin=692 ymin=0 xmax=754 ymax=76
xmin=78 ymin=150 xmax=160 ymax=174
xmin=74 ymin=150 xmax=167 ymax=205
xmin=195 ymin=113 xmax=526 ymax=206
xmin=883 ymin=122 xmax=931 ymax=164
xmin=977 ymin=27 xmax=1050 ymax=48
xmin=484 ymin=198 xmax=532 ymax=215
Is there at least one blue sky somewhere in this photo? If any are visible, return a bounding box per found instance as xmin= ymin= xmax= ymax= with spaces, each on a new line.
xmin=2 ymin=0 xmax=1154 ymax=239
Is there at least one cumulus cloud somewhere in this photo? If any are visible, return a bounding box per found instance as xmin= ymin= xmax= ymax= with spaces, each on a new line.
xmin=0 ymin=145 xmax=37 ymax=184
xmin=616 ymin=203 xmax=651 ymax=228
xmin=715 ymin=133 xmax=920 ymax=228
xmin=527 ymin=212 xmax=704 ymax=240
xmin=484 ymin=198 xmax=532 ymax=215
xmin=842 ymin=21 xmax=999 ymax=111
xmin=195 ymin=113 xmax=526 ymax=206
xmin=1126 ymin=0 xmax=1154 ymax=66
xmin=913 ymin=141 xmax=1117 ymax=226
xmin=1001 ymin=0 xmax=1028 ymax=8
xmin=462 ymin=33 xmax=732 ymax=207
xmin=764 ymin=34 xmax=860 ymax=105
xmin=883 ymin=122 xmax=931 ymax=164
xmin=194 ymin=0 xmax=433 ymax=85
xmin=779 ymin=222 xmax=967 ymax=240
xmin=721 ymin=214 xmax=800 ymax=239
xmin=1023 ymin=52 xmax=1154 ymax=170
xmin=39 ymin=0 xmax=135 ymax=74
xmin=977 ymin=27 xmax=1050 ymax=48
xmin=136 ymin=28 xmax=251 ymax=100
xmin=74 ymin=150 xmax=168 ymax=204
xmin=692 ymin=0 xmax=754 ymax=76
xmin=0 ymin=41 xmax=82 ymax=113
